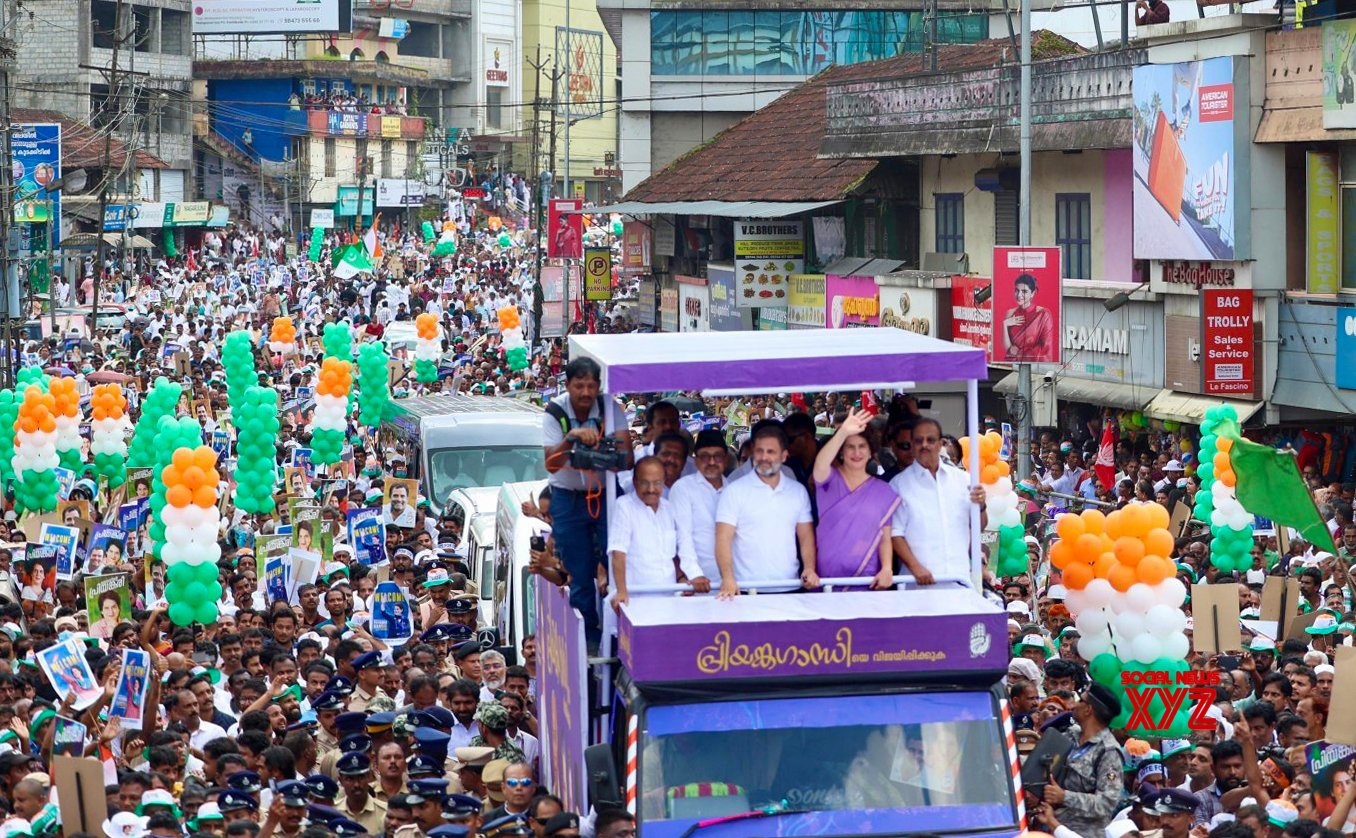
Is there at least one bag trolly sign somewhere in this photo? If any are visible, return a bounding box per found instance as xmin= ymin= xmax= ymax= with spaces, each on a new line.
xmin=1202 ymin=289 xmax=1254 ymax=396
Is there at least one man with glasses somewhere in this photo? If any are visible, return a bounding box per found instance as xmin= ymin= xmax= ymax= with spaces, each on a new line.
xmin=880 ymin=420 xmax=916 ymax=482
xmin=889 ymin=418 xmax=986 ymax=586
xmin=482 ymin=761 xmax=536 ymax=823
xmin=671 ymin=430 xmax=730 ymax=585
xmin=608 ymin=458 xmax=710 ymax=610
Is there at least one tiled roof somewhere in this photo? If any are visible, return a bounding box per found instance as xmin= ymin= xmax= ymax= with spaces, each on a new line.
xmin=11 ymin=108 xmax=169 ymax=170
xmin=624 ymin=33 xmax=1082 ymax=203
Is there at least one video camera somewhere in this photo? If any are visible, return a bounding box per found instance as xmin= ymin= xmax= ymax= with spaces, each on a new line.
xmin=569 ymin=436 xmax=629 ymax=471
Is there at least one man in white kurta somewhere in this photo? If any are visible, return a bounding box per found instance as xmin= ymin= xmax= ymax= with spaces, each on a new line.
xmin=889 ymin=418 xmax=986 ymax=586
xmin=610 ymin=457 xmax=710 ymax=607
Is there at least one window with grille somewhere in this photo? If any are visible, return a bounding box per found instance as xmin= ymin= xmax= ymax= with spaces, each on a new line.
xmin=1056 ymin=193 xmax=1092 ymax=280
xmin=934 ymin=193 xmax=964 ymax=254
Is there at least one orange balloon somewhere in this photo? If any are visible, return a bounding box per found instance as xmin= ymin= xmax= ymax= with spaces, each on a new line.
xmin=1120 ymin=504 xmax=1149 ymax=538
xmin=995 ymin=460 xmax=1011 ymax=477
xmin=981 ymin=464 xmax=1000 ymax=484
xmin=205 ymin=469 xmax=221 ymax=487
xmin=1104 ymin=510 xmax=1124 ymax=541
xmin=1108 ymin=563 xmax=1139 ymax=592
xmin=193 ymin=447 xmax=217 ymax=470
xmin=1075 ymin=533 xmax=1103 ymax=564
xmin=1145 ymin=502 xmax=1171 ymax=532
xmin=1050 ymin=540 xmax=1074 ymax=570
xmin=1055 ymin=513 xmax=1086 ymax=542
xmin=1137 ymin=555 xmax=1172 ymax=586
xmin=161 ymin=465 xmax=182 ymax=487
xmin=1145 ymin=528 xmax=1175 ymax=558
xmin=181 ymin=466 xmax=205 ymax=491
xmin=166 ymin=484 xmax=193 ymax=508
xmin=173 ymin=449 xmax=194 ymax=471
xmin=1080 ymin=509 xmax=1107 ymax=535
xmin=1114 ymin=536 xmax=1146 ymax=566
xmin=1093 ymin=552 xmax=1118 ymax=579
xmin=18 ymin=418 xmax=35 ymax=434
xmin=1213 ymin=452 xmax=1231 ymax=471
xmin=39 ymin=417 xmax=54 ymax=434
xmin=1218 ymin=469 xmax=1236 ymax=487
xmin=194 ymin=486 xmax=217 ymax=507
xmin=1063 ymin=562 xmax=1094 ymax=590
xmin=1218 ymin=437 xmax=1234 ymax=452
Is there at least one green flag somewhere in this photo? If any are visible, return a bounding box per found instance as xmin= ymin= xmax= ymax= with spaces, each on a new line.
xmin=331 ymin=243 xmax=373 ymax=280
xmin=1230 ymin=436 xmax=1337 ymax=554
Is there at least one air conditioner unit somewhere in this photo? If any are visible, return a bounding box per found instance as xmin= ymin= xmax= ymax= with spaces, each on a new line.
xmin=922 ymin=251 xmax=968 ymax=273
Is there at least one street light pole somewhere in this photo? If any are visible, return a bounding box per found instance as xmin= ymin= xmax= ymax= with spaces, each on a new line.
xmin=1015 ymin=0 xmax=1034 ymax=482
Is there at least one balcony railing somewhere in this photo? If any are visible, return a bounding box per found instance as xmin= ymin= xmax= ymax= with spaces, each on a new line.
xmin=306 ymin=110 xmax=428 ymax=139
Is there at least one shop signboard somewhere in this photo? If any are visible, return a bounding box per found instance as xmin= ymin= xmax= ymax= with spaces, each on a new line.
xmin=876 ymin=284 xmax=936 ymax=336
xmin=659 ymin=287 xmax=679 ymax=333
xmin=1152 ymin=261 xmax=1248 ymax=294
xmin=310 ymin=209 xmax=335 ymax=229
xmin=992 ymin=246 xmax=1061 ymax=364
xmin=734 ymin=220 xmax=801 ymax=308
xmin=375 ymin=179 xmax=427 ymax=207
xmin=787 ymin=274 xmax=826 ymax=328
xmin=1307 ymin=151 xmax=1341 ymax=293
xmin=637 ymin=278 xmax=657 ymax=328
xmin=327 ymin=112 xmax=366 ymax=137
xmin=758 ymin=307 xmax=788 ymax=330
xmin=951 ymin=275 xmax=993 ymax=363
xmin=1060 ymin=298 xmax=1165 ymax=387
xmin=1336 ymin=307 xmax=1356 ymax=390
xmin=622 ymin=222 xmax=651 ymax=276
xmin=165 ymin=202 xmax=211 ymax=226
xmin=707 ymin=265 xmax=742 ymax=331
xmin=1202 ymin=289 xmax=1254 ymax=396
xmin=676 ymin=277 xmax=710 ymax=332
xmin=1132 ymin=58 xmax=1242 ymax=261
xmin=825 ymin=274 xmax=880 ymax=328
xmin=335 ymin=187 xmax=375 ymax=218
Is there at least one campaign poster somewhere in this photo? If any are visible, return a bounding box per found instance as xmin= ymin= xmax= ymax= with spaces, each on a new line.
xmin=292 ymin=448 xmax=314 ymax=480
xmin=547 ymin=199 xmax=583 ymax=259
xmin=257 ymin=534 xmax=292 ymax=584
xmin=36 ymin=637 xmax=101 ymax=710
xmin=265 ymin=553 xmax=291 ymax=605
xmin=19 ymin=544 xmax=56 ymax=618
xmin=58 ymin=500 xmax=90 ymax=527
xmin=370 ymin=581 xmax=413 ymax=644
xmin=383 ymin=478 xmax=417 ymax=529
xmin=127 ymin=467 xmax=154 ymax=504
xmin=1133 ymin=58 xmax=1239 ymax=261
xmin=991 ymin=246 xmax=1061 ymax=364
xmin=40 ymin=523 xmax=80 ymax=580
xmin=85 ymin=524 xmax=127 ymax=576
xmin=118 ymin=503 xmax=145 ymax=559
xmin=284 ymin=467 xmax=310 ymax=497
xmin=53 ymin=468 xmax=76 ymax=501
xmin=1310 ymin=741 xmax=1356 ymax=830
xmin=210 ymin=430 xmax=232 ymax=461
xmin=347 ymin=507 xmax=386 ymax=566
xmin=287 ymin=548 xmax=321 ymax=605
xmin=109 ymin=648 xmax=151 ymax=731
xmin=51 ymin=717 xmax=86 ymax=758
xmin=85 ymin=572 xmax=131 ymax=641
xmin=11 ymin=123 xmax=61 ymax=248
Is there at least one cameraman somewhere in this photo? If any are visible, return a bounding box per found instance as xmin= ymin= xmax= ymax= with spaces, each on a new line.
xmin=542 ymin=356 xmax=632 ymax=647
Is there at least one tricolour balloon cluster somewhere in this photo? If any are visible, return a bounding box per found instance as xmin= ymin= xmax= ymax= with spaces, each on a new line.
xmin=497 ymin=231 xmax=513 ymax=249
xmin=222 ymin=331 xmax=257 ymax=412
xmin=50 ymin=378 xmax=82 ymax=471
xmin=309 ymin=358 xmax=352 ymax=466
xmin=158 ymin=446 xmax=224 ymax=626
xmin=961 ymin=431 xmax=1024 ymax=576
xmin=90 ymin=384 xmax=130 ymax=489
xmin=129 ymin=378 xmax=183 ymax=467
xmin=1194 ymin=405 xmax=1252 ymax=573
xmin=12 ymin=386 xmax=60 ymax=513
xmin=498 ymin=306 xmax=529 ymax=372
xmin=421 ymin=221 xmax=436 ymax=244
xmin=414 ymin=312 xmax=442 ymax=383
xmin=322 ymin=322 xmax=353 ymax=363
xmin=1052 ymin=504 xmax=1192 ymax=737
xmin=147 ymin=417 xmax=203 ymax=566
xmin=234 ymin=387 xmax=280 ymax=514
xmin=269 ymin=317 xmax=296 ymax=354
xmin=356 ymin=342 xmax=392 ymax=430
xmin=16 ymin=366 xmax=49 ymax=393
xmin=432 ymin=223 xmax=457 ymax=257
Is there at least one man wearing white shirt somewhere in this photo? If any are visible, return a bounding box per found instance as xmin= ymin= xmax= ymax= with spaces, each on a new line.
xmin=671 ymin=430 xmax=730 ymax=582
xmin=714 ymin=425 xmax=817 ymax=598
xmin=889 ymin=418 xmax=986 ymax=586
xmin=610 ymin=458 xmax=710 ymax=607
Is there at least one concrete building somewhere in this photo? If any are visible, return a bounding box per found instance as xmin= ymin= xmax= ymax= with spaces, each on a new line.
xmin=13 ymin=0 xmax=194 ymax=203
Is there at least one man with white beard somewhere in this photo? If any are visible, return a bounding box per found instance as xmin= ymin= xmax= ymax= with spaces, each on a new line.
xmin=714 ymin=423 xmax=818 ymax=598
xmin=478 ymin=649 xmax=508 ymax=702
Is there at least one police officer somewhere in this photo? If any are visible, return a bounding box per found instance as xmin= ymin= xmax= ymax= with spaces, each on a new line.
xmin=1150 ymin=788 xmax=1199 ymax=838
xmin=313 ymin=691 xmax=346 ymax=759
xmin=1037 ymin=683 xmax=1125 ymax=838
xmin=392 ymin=779 xmax=449 ymax=838
xmin=337 ymin=752 xmax=388 ymax=837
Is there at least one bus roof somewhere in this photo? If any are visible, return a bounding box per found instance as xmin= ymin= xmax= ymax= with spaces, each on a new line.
xmin=568 ymin=328 xmax=986 ymax=394
xmin=617 ymin=587 xmax=1007 ymax=685
xmin=392 ymin=393 xmax=543 ymax=422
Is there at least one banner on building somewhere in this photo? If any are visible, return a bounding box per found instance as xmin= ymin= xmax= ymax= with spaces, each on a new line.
xmin=622 ymin=222 xmax=651 ymax=275
xmin=825 ymin=274 xmax=880 ymax=328
xmin=555 ymin=28 xmax=604 ymax=119
xmin=191 ymin=0 xmax=350 ymax=34
xmin=12 ymin=124 xmax=60 ymax=246
xmin=375 ymin=179 xmax=428 ymax=207
xmin=992 ymin=246 xmax=1061 ymax=364
xmin=1336 ymin=307 xmax=1356 ymax=391
xmin=951 ymin=275 xmax=993 ymax=363
xmin=734 ymin=221 xmax=801 ymax=308
xmin=787 ymin=274 xmax=826 ymax=328
xmin=1132 ymin=58 xmax=1240 ymax=261
xmin=548 ymin=200 xmax=583 ymax=259
xmin=1307 ymin=151 xmax=1341 ymax=293
xmin=1202 ymin=289 xmax=1254 ymax=396
xmin=1324 ymin=22 xmax=1356 ymax=128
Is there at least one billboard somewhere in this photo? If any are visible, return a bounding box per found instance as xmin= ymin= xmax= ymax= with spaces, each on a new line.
xmin=1323 ymin=20 xmax=1356 ymax=128
xmin=375 ymin=179 xmax=427 ymax=207
xmin=951 ymin=275 xmax=993 ymax=363
xmin=992 ymin=246 xmax=1061 ymax=364
xmin=555 ymin=29 xmax=604 ymax=119
xmin=191 ymin=0 xmax=352 ymax=35
xmin=825 ymin=274 xmax=879 ymax=328
xmin=707 ymin=265 xmax=742 ymax=331
xmin=734 ymin=220 xmax=801 ymax=308
xmin=1307 ymin=151 xmax=1341 ymax=293
xmin=12 ymin=124 xmax=60 ymax=246
xmin=1336 ymin=308 xmax=1356 ymax=390
xmin=547 ymin=199 xmax=583 ymax=259
xmin=787 ymin=274 xmax=826 ymax=328
xmin=1132 ymin=58 xmax=1239 ymax=261
xmin=1202 ymin=289 xmax=1253 ymax=396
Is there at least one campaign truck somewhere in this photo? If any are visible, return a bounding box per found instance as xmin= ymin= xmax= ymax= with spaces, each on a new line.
xmin=537 ymin=582 xmax=1022 ymax=837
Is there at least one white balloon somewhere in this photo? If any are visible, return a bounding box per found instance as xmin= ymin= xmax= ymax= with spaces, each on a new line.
xmin=166 ymin=524 xmax=192 ymax=545
xmin=1000 ymin=509 xmax=1022 ymax=529
xmin=1155 ymin=577 xmax=1187 ymax=609
xmin=1078 ymin=633 xmax=1113 ymax=661
xmin=1114 ymin=611 xmax=1146 ymax=639
xmin=1084 ymin=578 xmax=1115 ymax=610
xmin=1131 ymin=633 xmax=1163 ymax=664
xmin=1064 ymin=589 xmax=1088 ymax=616
xmin=1115 ymin=638 xmax=1138 ymax=663
xmin=1146 ymin=605 xmax=1186 ymax=637
xmin=1210 ymin=510 xmax=1225 ymax=527
xmin=1162 ymin=633 xmax=1190 ymax=660
xmin=992 ymin=477 xmax=1014 ymax=497
xmin=1077 ymin=607 xmax=1110 ymax=635
xmin=161 ymin=543 xmax=184 ymax=565
xmin=206 ymin=542 xmax=222 ymax=563
xmin=1125 ymin=584 xmax=1157 ymax=613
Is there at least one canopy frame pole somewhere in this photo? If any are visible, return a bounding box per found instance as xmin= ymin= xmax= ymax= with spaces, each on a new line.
xmin=967 ymin=377 xmax=982 ymax=588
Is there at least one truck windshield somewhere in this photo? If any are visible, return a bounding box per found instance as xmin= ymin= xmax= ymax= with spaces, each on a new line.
xmin=428 ymin=447 xmax=546 ymax=501
xmin=640 ymin=691 xmax=1014 ymax=837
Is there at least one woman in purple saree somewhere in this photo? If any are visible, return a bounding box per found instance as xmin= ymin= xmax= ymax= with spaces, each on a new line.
xmin=813 ymin=407 xmax=901 ymax=589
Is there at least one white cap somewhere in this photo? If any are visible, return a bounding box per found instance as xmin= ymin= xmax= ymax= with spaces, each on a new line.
xmin=1164 ymin=460 xmax=1184 ymax=471
xmin=1007 ymin=601 xmax=1031 ymax=615
xmin=102 ymin=813 xmax=148 ymax=838
xmin=1315 ymin=663 xmax=1336 ymax=676
xmin=1047 ymin=584 xmax=1068 ymax=601
xmin=1105 ymin=820 xmax=1141 ymax=838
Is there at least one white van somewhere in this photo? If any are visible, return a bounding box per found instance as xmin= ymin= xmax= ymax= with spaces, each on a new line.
xmin=492 ymin=479 xmax=549 ymax=650
xmin=442 ymin=486 xmax=500 ymax=626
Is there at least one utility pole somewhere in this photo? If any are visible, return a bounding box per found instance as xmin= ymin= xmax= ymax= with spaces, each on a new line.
xmin=527 ymin=45 xmax=547 ymax=341
xmin=0 ymin=0 xmax=15 ymax=388
xmin=1016 ymin=0 xmax=1033 ymax=482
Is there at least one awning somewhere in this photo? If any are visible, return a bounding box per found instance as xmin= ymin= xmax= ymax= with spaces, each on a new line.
xmin=1143 ymin=389 xmax=1263 ymax=426
xmin=1271 ymin=377 xmax=1356 ymax=415
xmin=822 ymin=257 xmax=906 ymax=276
xmin=1255 ymin=107 xmax=1356 ymax=143
xmin=585 ymin=200 xmax=842 ymax=218
xmin=994 ymin=372 xmax=1155 ymax=411
xmin=60 ymin=232 xmax=155 ymax=250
